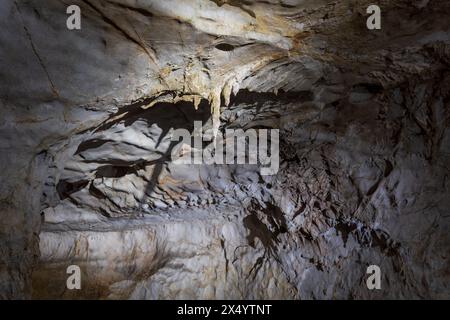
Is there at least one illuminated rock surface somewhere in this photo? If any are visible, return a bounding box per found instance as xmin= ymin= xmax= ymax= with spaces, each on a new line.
xmin=0 ymin=0 xmax=449 ymax=299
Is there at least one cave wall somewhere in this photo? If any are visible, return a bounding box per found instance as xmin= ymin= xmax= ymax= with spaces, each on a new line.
xmin=0 ymin=0 xmax=449 ymax=299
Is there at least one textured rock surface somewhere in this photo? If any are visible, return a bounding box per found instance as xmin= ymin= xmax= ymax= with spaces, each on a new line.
xmin=0 ymin=0 xmax=449 ymax=299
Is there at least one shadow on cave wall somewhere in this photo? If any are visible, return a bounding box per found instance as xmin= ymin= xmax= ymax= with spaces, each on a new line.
xmin=57 ymin=97 xmax=212 ymax=212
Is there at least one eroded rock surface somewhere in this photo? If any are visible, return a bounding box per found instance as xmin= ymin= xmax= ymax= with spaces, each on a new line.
xmin=0 ymin=0 xmax=449 ymax=299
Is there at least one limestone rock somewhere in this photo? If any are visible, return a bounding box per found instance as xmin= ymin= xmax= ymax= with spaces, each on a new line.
xmin=0 ymin=0 xmax=449 ymax=299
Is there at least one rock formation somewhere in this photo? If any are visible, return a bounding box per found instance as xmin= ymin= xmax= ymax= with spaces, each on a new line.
xmin=0 ymin=0 xmax=449 ymax=299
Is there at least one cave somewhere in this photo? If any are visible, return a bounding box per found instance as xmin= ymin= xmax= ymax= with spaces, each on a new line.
xmin=0 ymin=0 xmax=449 ymax=300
